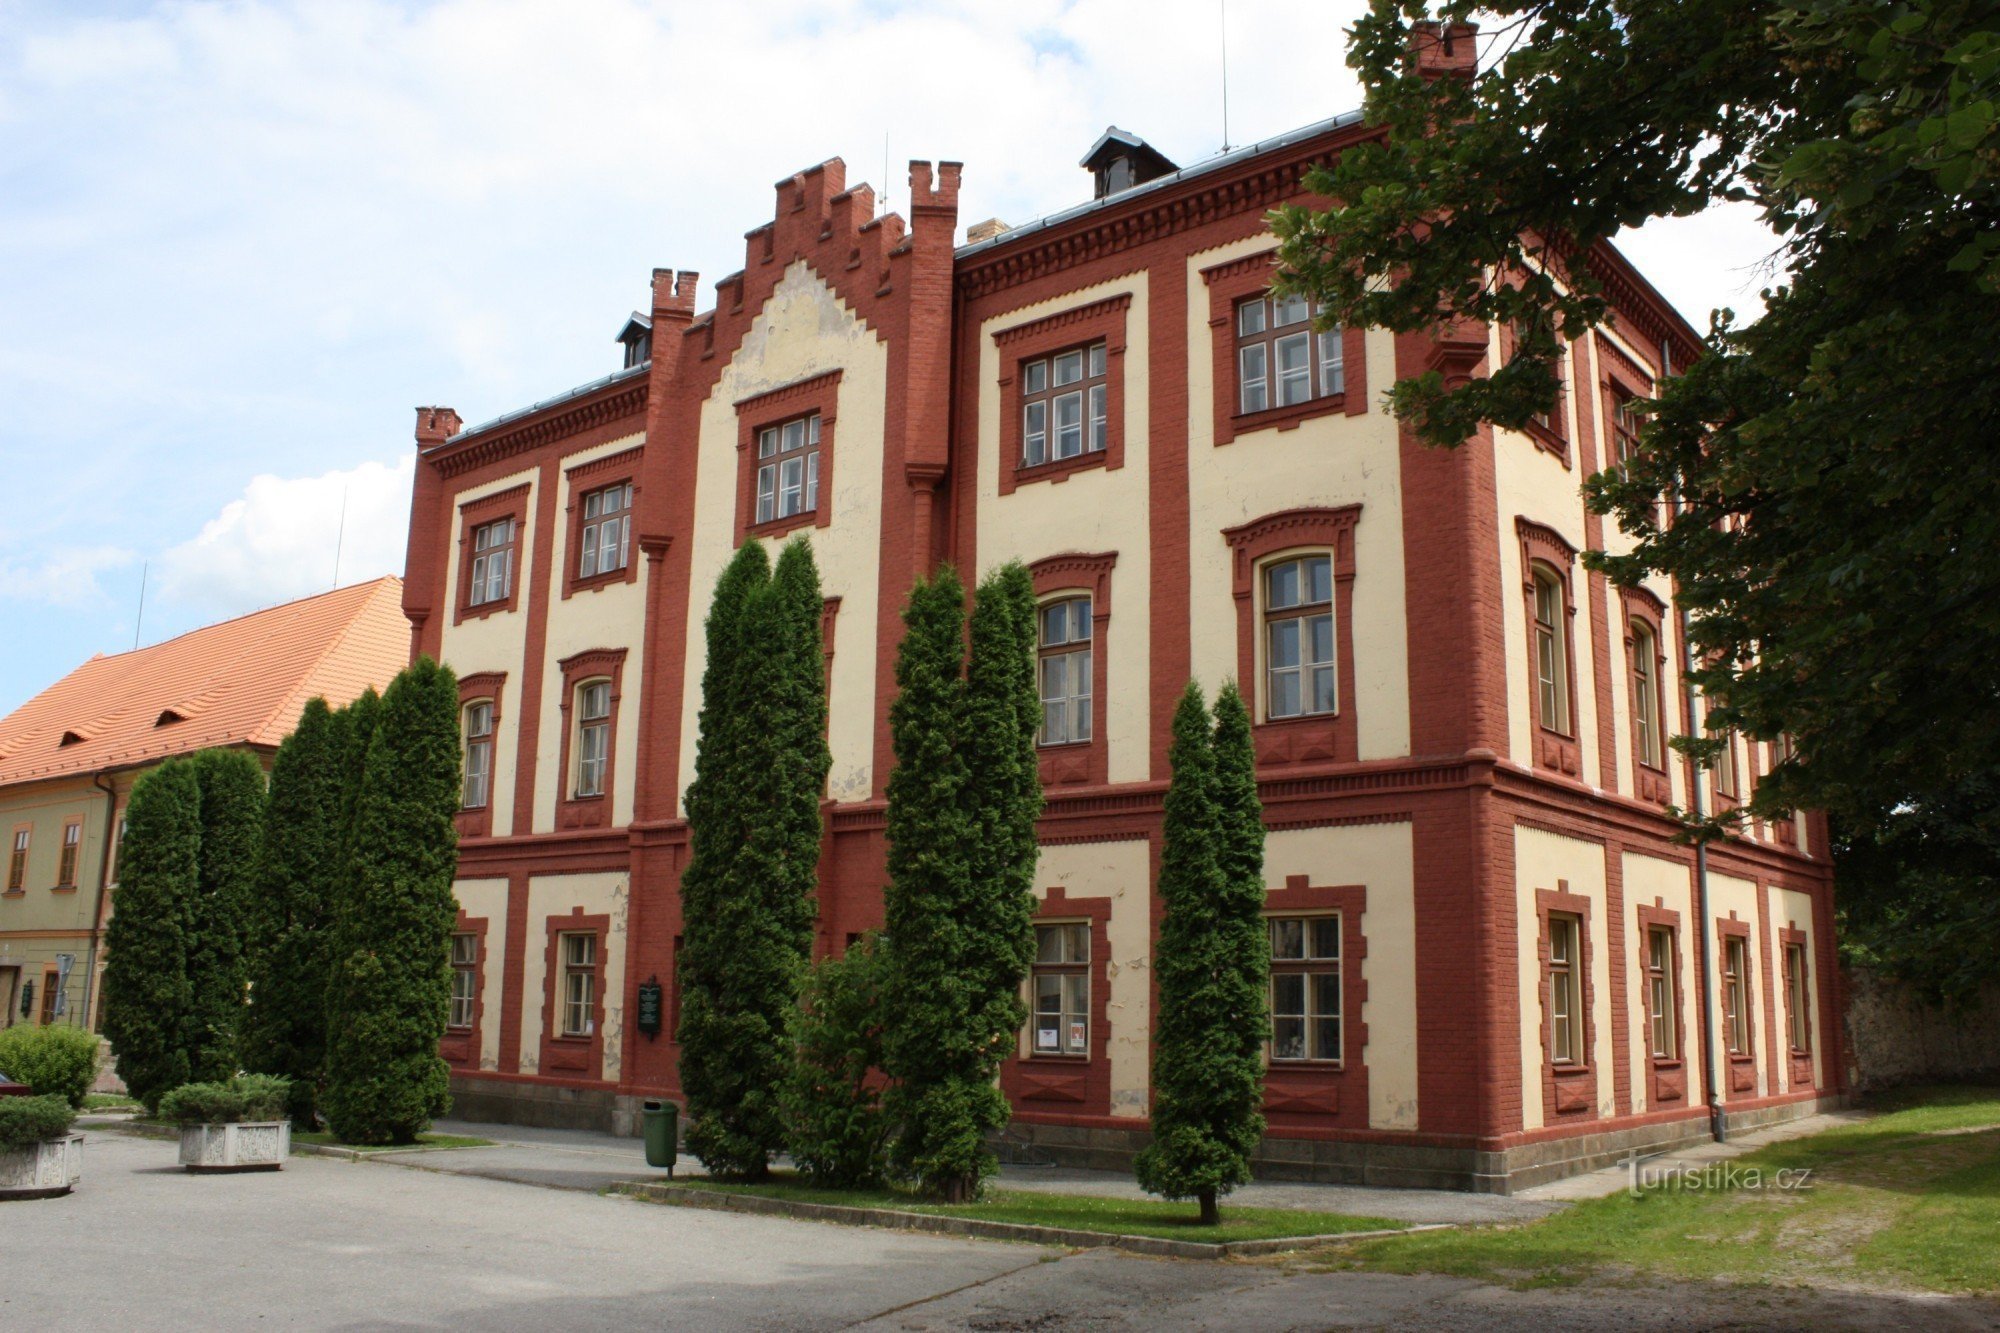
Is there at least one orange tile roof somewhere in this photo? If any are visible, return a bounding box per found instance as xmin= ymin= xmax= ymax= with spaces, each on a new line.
xmin=0 ymin=577 xmax=410 ymax=788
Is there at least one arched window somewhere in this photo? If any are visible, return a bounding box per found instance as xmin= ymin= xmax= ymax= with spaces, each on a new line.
xmin=572 ymin=680 xmax=612 ymax=799
xmin=1036 ymin=595 xmax=1093 ymax=746
xmin=1531 ymin=564 xmax=1571 ymax=736
xmin=1264 ymin=554 xmax=1336 ymax=720
xmin=461 ymin=701 xmax=494 ymax=810
xmin=1631 ymin=621 xmax=1663 ymax=769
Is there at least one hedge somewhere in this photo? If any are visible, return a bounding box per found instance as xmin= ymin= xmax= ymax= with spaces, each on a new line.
xmin=0 ymin=1095 xmax=76 ymax=1152
xmin=158 ymin=1074 xmax=292 ymax=1125
xmin=0 ymin=1025 xmax=100 ymax=1109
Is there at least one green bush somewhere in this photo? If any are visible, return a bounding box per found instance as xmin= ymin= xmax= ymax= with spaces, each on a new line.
xmin=782 ymin=937 xmax=890 ymax=1188
xmin=0 ymin=1094 xmax=76 ymax=1151
xmin=0 ymin=1025 xmax=101 ymax=1109
xmin=157 ymin=1074 xmax=292 ymax=1124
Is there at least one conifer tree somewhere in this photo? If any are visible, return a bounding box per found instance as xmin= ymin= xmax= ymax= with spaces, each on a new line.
xmin=185 ymin=747 xmax=266 ymax=1082
xmin=1135 ymin=681 xmax=1269 ymax=1225
xmin=242 ymin=698 xmax=352 ymax=1122
xmin=100 ymin=758 xmax=202 ymax=1111
xmin=322 ymin=658 xmax=461 ymax=1145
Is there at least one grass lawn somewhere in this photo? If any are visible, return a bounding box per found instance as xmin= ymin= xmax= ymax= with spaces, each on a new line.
xmin=1292 ymin=1084 xmax=2000 ymax=1295
xmin=293 ymin=1131 xmax=495 ymax=1152
xmin=82 ymin=1093 xmax=143 ymax=1111
xmin=656 ymin=1172 xmax=1407 ymax=1244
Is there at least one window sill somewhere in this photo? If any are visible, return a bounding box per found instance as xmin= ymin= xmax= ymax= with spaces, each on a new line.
xmin=1521 ymin=419 xmax=1571 ymax=465
xmin=49 ymin=885 xmax=77 ymax=894
xmin=566 ymin=565 xmax=635 ymax=597
xmin=1026 ymin=1052 xmax=1090 ymax=1063
xmin=1268 ymin=1059 xmax=1347 ymax=1071
xmin=445 ymin=1025 xmax=475 ymax=1035
xmin=1014 ymin=447 xmax=1109 ymax=488
xmin=1 ymin=889 xmax=22 ymax=899
xmin=551 ymin=1034 xmax=594 ymax=1045
xmin=743 ymin=509 xmax=820 ymax=542
xmin=1226 ymin=393 xmax=1347 ymax=442
xmin=457 ymin=599 xmax=518 ymax=624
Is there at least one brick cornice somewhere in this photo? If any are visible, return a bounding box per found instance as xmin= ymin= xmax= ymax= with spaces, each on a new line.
xmin=732 ymin=368 xmax=845 ymax=417
xmin=993 ymin=292 xmax=1132 ymax=347
xmin=566 ymin=445 xmax=645 ymax=483
xmin=432 ymin=380 xmax=649 ymax=479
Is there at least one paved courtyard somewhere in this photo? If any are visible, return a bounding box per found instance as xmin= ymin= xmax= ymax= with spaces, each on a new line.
xmin=9 ymin=1126 xmax=1998 ymax=1331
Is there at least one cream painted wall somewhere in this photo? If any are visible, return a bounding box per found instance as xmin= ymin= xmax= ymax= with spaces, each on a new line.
xmin=1513 ymin=824 xmax=1615 ymax=1129
xmin=1265 ymin=821 xmax=1420 ymax=1130
xmin=452 ymin=876 xmax=510 ymax=1072
xmin=1185 ymin=234 xmax=1413 ymax=761
xmin=975 ymin=274 xmax=1153 ymax=784
xmin=676 ymin=262 xmax=890 ymax=810
xmin=517 ymin=871 xmax=630 ymax=1082
xmin=534 ymin=432 xmax=648 ymax=832
xmin=1707 ymin=870 xmax=1769 ymax=1097
xmin=1029 ymin=839 xmax=1152 ymax=1118
xmin=439 ymin=465 xmax=540 ymax=838
xmin=1771 ymin=885 xmax=1824 ymax=1090
xmin=1621 ymin=851 xmax=1700 ymax=1115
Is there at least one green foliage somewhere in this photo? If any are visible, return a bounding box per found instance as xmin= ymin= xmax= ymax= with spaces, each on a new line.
xmin=100 ymin=757 xmax=201 ymax=1111
xmin=157 ymin=1074 xmax=292 ymax=1124
xmin=679 ymin=540 xmax=831 ymax=1179
xmin=242 ymin=697 xmax=354 ymax=1123
xmin=1135 ymin=683 xmax=1269 ymax=1222
xmin=185 ymin=747 xmax=265 ymax=1083
xmin=322 ymin=658 xmax=461 ymax=1146
xmin=0 ymin=1095 xmax=76 ymax=1152
xmin=781 ymin=936 xmax=891 ymax=1188
xmin=1272 ymin=0 xmax=2000 ymax=990
xmin=881 ymin=564 xmax=1042 ymax=1202
xmin=0 ymin=1025 xmax=100 ymax=1108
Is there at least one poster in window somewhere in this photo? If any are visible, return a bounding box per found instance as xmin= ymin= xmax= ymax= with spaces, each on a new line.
xmin=1035 ymin=1026 xmax=1057 ymax=1051
xmin=1068 ymin=1020 xmax=1086 ymax=1052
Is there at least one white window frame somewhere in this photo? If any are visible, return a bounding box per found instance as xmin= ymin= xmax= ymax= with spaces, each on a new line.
xmin=449 ymin=933 xmax=478 ymax=1030
xmin=559 ymin=932 xmax=596 ymax=1038
xmin=1549 ymin=913 xmax=1584 ymax=1065
xmin=578 ymin=482 xmax=632 ymax=579
xmin=1262 ymin=554 xmax=1336 ymax=721
xmin=1269 ymin=914 xmax=1341 ymax=1063
xmin=469 ymin=518 xmax=515 ymax=608
xmin=1036 ymin=596 xmax=1093 ymax=747
xmin=1533 ymin=566 xmax=1572 ymax=736
xmin=755 ymin=414 xmax=821 ymax=525
xmin=462 ymin=701 xmax=494 ymax=810
xmin=1030 ymin=922 xmax=1090 ymax=1056
xmin=573 ymin=680 xmax=611 ymax=799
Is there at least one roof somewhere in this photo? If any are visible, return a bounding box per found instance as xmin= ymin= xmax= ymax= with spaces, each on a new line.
xmin=1079 ymin=125 xmax=1177 ymax=176
xmin=0 ymin=577 xmax=409 ymax=788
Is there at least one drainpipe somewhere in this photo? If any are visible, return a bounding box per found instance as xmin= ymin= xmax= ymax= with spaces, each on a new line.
xmin=78 ymin=771 xmax=117 ymax=1033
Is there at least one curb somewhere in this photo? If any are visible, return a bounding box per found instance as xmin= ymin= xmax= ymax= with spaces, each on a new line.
xmin=88 ymin=1120 xmax=491 ymax=1163
xmin=610 ymin=1180 xmax=1446 ymax=1260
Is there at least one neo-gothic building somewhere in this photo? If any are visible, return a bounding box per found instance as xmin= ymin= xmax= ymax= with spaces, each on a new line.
xmin=399 ymin=42 xmax=1839 ymax=1191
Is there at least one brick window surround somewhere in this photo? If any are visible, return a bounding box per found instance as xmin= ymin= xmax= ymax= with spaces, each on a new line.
xmin=1223 ymin=506 xmax=1361 ymax=769
xmin=1622 ymin=587 xmax=1672 ymax=804
xmin=1517 ymin=518 xmax=1583 ymax=779
xmin=454 ymin=483 xmax=530 ymax=625
xmin=1536 ymin=882 xmax=1598 ymax=1121
xmin=994 ymin=294 xmax=1130 ymax=495
xmin=440 ymin=910 xmax=489 ymax=1071
xmin=1202 ymin=250 xmax=1367 ymax=446
xmin=1026 ymin=552 xmax=1116 ymax=787
xmin=734 ymin=370 xmax=841 ymax=544
xmin=1779 ymin=923 xmax=1816 ymax=1091
xmin=1598 ymin=335 xmax=1663 ymax=524
xmin=1717 ymin=915 xmax=1759 ymax=1098
xmin=54 ymin=817 xmax=82 ymax=891
xmin=555 ymin=648 xmax=627 ymax=831
xmin=1003 ymin=887 xmax=1112 ymax=1118
xmin=1499 ymin=319 xmax=1572 ymax=465
xmin=1261 ymin=876 xmax=1370 ymax=1130
xmin=1635 ymin=902 xmax=1690 ymax=1108
xmin=538 ymin=907 xmax=609 ymax=1082
xmin=563 ymin=446 xmax=644 ymax=599
xmin=454 ymin=671 xmax=507 ymax=840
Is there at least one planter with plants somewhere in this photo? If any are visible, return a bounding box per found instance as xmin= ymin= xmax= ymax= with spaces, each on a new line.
xmin=160 ymin=1075 xmax=293 ymax=1172
xmin=0 ymin=1095 xmax=82 ymax=1199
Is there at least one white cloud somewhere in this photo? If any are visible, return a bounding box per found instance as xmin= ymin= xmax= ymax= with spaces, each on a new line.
xmin=155 ymin=454 xmax=414 ymax=615
xmin=0 ymin=545 xmax=135 ymax=607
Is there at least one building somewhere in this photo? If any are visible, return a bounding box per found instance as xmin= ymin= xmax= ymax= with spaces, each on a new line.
xmin=400 ymin=43 xmax=1840 ymax=1190
xmin=0 ymin=577 xmax=409 ymax=1032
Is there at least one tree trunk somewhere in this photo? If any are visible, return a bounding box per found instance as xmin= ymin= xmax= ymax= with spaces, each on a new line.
xmin=1198 ymin=1188 xmax=1219 ymax=1227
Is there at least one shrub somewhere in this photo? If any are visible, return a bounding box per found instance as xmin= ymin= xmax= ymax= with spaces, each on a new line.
xmin=0 ymin=1025 xmax=101 ymax=1109
xmin=157 ymin=1074 xmax=293 ymax=1125
xmin=782 ymin=937 xmax=890 ymax=1188
xmin=100 ymin=757 xmax=202 ymax=1111
xmin=0 ymin=1095 xmax=76 ymax=1151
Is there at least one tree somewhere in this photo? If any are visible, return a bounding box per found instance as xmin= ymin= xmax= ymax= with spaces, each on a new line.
xmin=99 ymin=758 xmax=201 ymax=1111
xmin=185 ymin=747 xmax=265 ymax=1083
xmin=780 ymin=935 xmax=891 ymax=1188
xmin=1135 ymin=683 xmax=1269 ymax=1224
xmin=1271 ymin=2 xmax=2000 ymax=991
xmin=242 ymin=698 xmax=353 ymax=1123
xmin=321 ymin=658 xmax=461 ymax=1145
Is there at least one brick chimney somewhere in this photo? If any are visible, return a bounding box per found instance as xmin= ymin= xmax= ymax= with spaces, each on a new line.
xmin=1410 ymin=20 xmax=1478 ymax=80
xmin=413 ymin=406 xmax=463 ymax=449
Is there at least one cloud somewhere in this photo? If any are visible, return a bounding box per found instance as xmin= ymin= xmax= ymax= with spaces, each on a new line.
xmin=0 ymin=545 xmax=135 ymax=607
xmin=155 ymin=453 xmax=414 ymax=615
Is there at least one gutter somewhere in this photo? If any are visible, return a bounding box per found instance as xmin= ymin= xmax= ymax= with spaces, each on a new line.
xmin=79 ymin=771 xmax=117 ymax=1033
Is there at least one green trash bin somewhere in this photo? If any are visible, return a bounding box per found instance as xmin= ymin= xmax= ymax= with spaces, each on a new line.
xmin=642 ymin=1100 xmax=677 ymax=1175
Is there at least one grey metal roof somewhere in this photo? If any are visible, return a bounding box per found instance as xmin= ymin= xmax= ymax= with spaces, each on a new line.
xmin=432 ymin=360 xmax=649 ymax=453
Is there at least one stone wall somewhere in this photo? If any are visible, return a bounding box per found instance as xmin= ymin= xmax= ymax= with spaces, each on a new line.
xmin=1844 ymin=966 xmax=2000 ymax=1089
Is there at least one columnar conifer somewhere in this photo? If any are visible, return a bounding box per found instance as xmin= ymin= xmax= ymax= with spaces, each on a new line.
xmin=321 ymin=658 xmax=461 ymax=1144
xmin=185 ymin=747 xmax=266 ymax=1082
xmin=100 ymin=758 xmax=202 ymax=1111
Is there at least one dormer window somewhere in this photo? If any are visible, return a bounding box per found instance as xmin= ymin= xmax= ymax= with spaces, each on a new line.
xmin=617 ymin=314 xmax=652 ymax=370
xmin=58 ymin=731 xmax=84 ymax=748
xmin=156 ymin=709 xmax=186 ymax=727
xmin=1080 ymin=127 xmax=1178 ymax=200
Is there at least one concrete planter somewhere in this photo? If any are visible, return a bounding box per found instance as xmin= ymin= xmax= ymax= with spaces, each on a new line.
xmin=179 ymin=1121 xmax=290 ymax=1172
xmin=0 ymin=1134 xmax=83 ymax=1199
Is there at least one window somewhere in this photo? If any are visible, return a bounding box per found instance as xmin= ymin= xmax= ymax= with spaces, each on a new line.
xmin=1548 ymin=913 xmax=1584 ymax=1064
xmin=449 ymin=933 xmax=478 ymax=1030
xmin=1631 ymin=621 xmax=1663 ymax=768
xmin=1235 ymin=292 xmax=1343 ymax=415
xmin=7 ymin=829 xmax=26 ymax=892
xmin=461 ymin=702 xmax=494 ymax=810
xmin=1723 ymin=935 xmax=1751 ymax=1055
xmin=577 ymin=482 xmax=632 ymax=580
xmin=469 ymin=518 xmax=515 ymax=608
xmin=1646 ymin=927 xmax=1679 ymax=1060
xmin=1269 ymin=916 xmax=1341 ymax=1062
xmin=1264 ymin=555 xmax=1335 ymax=720
xmin=1031 ymin=923 xmax=1089 ymax=1056
xmin=1037 ymin=597 xmax=1092 ymax=747
xmin=559 ymin=932 xmax=596 ymax=1038
xmin=1784 ymin=942 xmax=1811 ymax=1052
xmin=1020 ymin=343 xmax=1108 ymax=468
xmin=1611 ymin=391 xmax=1642 ymax=475
xmin=1712 ymin=727 xmax=1741 ymax=800
xmin=56 ymin=821 xmax=80 ymax=888
xmin=1772 ymin=733 xmax=1797 ymax=767
xmin=39 ymin=970 xmax=58 ymax=1026
xmin=755 ymin=413 xmax=821 ymax=526
xmin=573 ymin=681 xmax=611 ymax=799
xmin=1532 ymin=566 xmax=1571 ymax=735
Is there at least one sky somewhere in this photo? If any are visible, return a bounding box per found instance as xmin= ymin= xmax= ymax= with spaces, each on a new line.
xmin=0 ymin=0 xmax=1783 ymax=716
